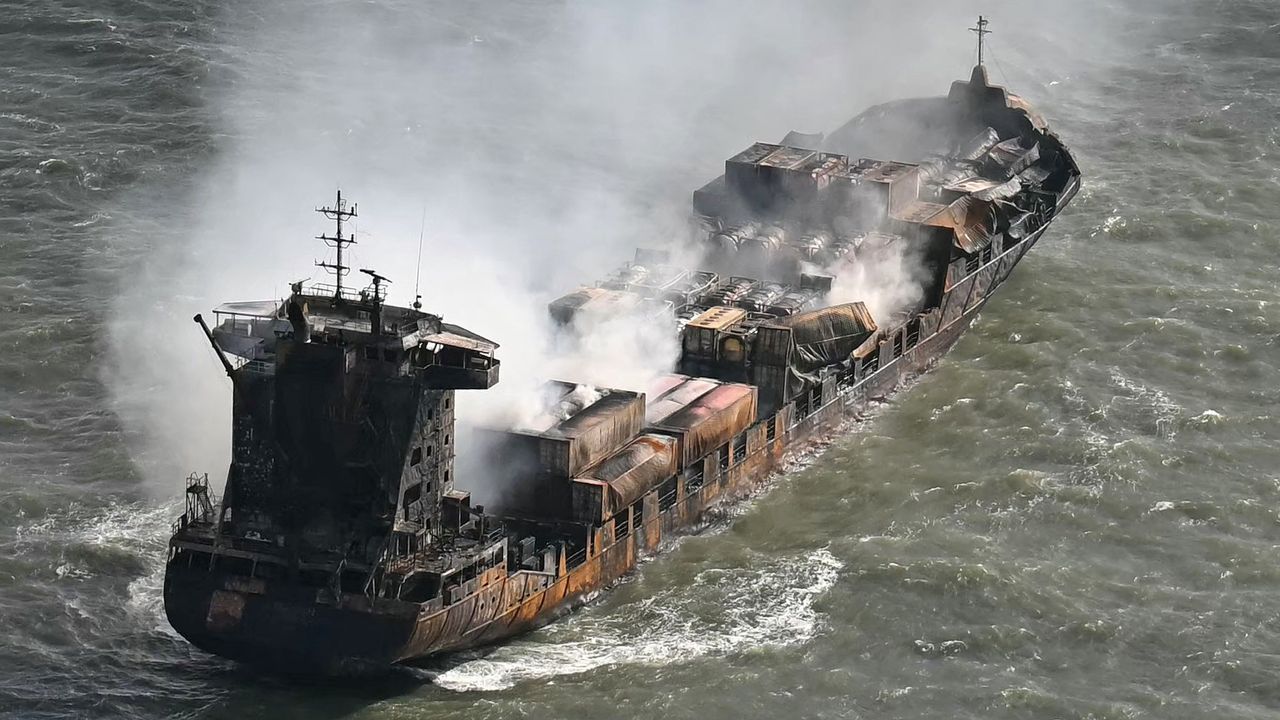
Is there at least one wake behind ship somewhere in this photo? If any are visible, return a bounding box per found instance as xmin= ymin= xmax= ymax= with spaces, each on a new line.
xmin=163 ymin=26 xmax=1081 ymax=673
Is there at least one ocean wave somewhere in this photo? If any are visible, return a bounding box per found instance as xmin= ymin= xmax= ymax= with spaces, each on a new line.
xmin=14 ymin=498 xmax=178 ymax=630
xmin=426 ymin=547 xmax=843 ymax=692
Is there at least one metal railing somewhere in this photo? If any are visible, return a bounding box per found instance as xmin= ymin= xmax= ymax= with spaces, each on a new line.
xmin=304 ymin=282 xmax=384 ymax=304
xmin=242 ymin=359 xmax=274 ymax=376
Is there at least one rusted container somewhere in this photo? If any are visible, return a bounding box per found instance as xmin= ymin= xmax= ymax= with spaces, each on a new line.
xmin=570 ymin=433 xmax=678 ymax=523
xmin=724 ymin=142 xmax=780 ymax=197
xmin=751 ymin=363 xmax=798 ymax=419
xmin=649 ymin=383 xmax=758 ymax=467
xmin=547 ymin=287 xmax=644 ymax=327
xmin=540 ymin=390 xmax=645 ymax=478
xmin=646 ymin=374 xmax=688 ymax=402
xmin=548 ymin=287 xmax=606 ymax=326
xmin=478 ymin=385 xmax=645 ymax=518
xmin=645 ymin=375 xmax=720 ymax=426
xmin=570 ymin=479 xmax=609 ymax=525
xmin=681 ymin=306 xmax=747 ymax=362
xmin=751 ymin=324 xmax=794 ymax=367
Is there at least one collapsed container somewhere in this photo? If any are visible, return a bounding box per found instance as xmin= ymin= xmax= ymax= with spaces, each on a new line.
xmin=570 ymin=433 xmax=679 ymax=523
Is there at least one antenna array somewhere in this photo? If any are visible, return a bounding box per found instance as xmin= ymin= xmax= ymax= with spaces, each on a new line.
xmin=316 ymin=190 xmax=358 ymax=300
xmin=970 ymin=15 xmax=991 ymax=67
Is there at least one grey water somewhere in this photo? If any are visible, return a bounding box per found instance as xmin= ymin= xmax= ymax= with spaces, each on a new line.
xmin=3 ymin=0 xmax=1280 ymax=718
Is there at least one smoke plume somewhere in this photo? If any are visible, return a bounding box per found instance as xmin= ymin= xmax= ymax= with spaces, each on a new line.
xmin=102 ymin=1 xmax=1096 ymax=496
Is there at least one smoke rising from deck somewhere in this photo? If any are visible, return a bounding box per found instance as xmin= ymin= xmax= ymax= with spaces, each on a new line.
xmin=102 ymin=1 xmax=1086 ymax=496
xmin=826 ymin=237 xmax=929 ymax=325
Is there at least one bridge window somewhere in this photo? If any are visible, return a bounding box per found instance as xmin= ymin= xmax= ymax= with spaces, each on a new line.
xmin=410 ymin=447 xmax=422 ymax=466
xmin=404 ymin=483 xmax=422 ymax=505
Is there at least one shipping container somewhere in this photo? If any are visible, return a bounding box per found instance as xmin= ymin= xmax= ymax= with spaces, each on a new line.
xmin=649 ymin=383 xmax=758 ymax=467
xmin=547 ymin=287 xmax=606 ymax=326
xmin=646 ymin=373 xmax=688 ymax=401
xmin=546 ymin=287 xmax=644 ymax=327
xmin=750 ymin=363 xmax=795 ymax=419
xmin=540 ymin=390 xmax=645 ymax=478
xmin=724 ymin=142 xmax=781 ymax=198
xmin=478 ymin=385 xmax=645 ymax=519
xmin=570 ymin=434 xmax=679 ymax=523
xmin=645 ymin=375 xmax=720 ymax=426
xmin=775 ymin=302 xmax=877 ymax=373
xmin=751 ymin=324 xmax=794 ymax=367
xmin=681 ymin=306 xmax=747 ymax=362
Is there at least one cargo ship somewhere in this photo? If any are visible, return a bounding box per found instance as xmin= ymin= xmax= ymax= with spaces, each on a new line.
xmin=163 ymin=23 xmax=1081 ymax=673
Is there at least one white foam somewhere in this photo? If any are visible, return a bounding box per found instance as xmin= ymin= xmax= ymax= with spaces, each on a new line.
xmin=18 ymin=499 xmax=179 ymax=633
xmin=429 ymin=548 xmax=843 ymax=692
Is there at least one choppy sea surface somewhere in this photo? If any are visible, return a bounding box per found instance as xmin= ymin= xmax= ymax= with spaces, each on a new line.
xmin=3 ymin=1 xmax=1280 ymax=718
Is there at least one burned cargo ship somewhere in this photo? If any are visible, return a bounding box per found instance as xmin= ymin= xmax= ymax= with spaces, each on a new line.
xmin=164 ymin=36 xmax=1080 ymax=672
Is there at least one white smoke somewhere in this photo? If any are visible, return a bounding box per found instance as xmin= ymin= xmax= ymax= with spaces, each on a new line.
xmin=102 ymin=0 xmax=1089 ymax=494
xmin=825 ymin=236 xmax=929 ymax=325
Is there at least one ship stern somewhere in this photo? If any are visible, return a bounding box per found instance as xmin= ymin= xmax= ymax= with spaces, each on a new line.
xmin=163 ymin=550 xmax=420 ymax=674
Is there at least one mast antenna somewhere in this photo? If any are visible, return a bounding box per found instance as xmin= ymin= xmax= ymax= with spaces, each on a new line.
xmin=970 ymin=15 xmax=991 ymax=67
xmin=413 ymin=206 xmax=425 ymax=311
xmin=316 ymin=189 xmax=358 ymax=301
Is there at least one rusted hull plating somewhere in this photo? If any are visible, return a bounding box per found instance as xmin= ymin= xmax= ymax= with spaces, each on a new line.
xmin=162 ymin=193 xmax=1073 ymax=672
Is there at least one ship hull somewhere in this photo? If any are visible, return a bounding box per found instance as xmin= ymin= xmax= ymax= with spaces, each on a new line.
xmin=163 ymin=183 xmax=1075 ymax=672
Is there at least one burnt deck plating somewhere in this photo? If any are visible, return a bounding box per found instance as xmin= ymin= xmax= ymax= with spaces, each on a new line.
xmin=164 ymin=57 xmax=1081 ymax=672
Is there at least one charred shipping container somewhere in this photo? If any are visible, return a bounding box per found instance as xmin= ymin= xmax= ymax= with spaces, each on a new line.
xmin=164 ymin=30 xmax=1081 ymax=673
xmin=478 ymin=383 xmax=645 ymax=518
xmin=570 ymin=434 xmax=679 ymax=524
xmin=649 ymin=382 xmax=758 ymax=469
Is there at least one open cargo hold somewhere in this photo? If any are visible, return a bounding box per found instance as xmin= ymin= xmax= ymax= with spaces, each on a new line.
xmin=570 ymin=433 xmax=679 ymax=523
xmin=648 ymin=382 xmax=758 ymax=468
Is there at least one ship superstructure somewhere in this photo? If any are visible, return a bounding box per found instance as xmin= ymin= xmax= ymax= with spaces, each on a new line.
xmin=164 ymin=23 xmax=1081 ymax=672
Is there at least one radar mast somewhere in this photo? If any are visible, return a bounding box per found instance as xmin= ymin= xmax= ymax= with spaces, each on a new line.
xmin=316 ymin=190 xmax=358 ymax=301
xmin=970 ymin=15 xmax=991 ymax=68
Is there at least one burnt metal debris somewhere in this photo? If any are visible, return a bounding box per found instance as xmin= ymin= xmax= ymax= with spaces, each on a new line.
xmin=163 ymin=23 xmax=1081 ymax=673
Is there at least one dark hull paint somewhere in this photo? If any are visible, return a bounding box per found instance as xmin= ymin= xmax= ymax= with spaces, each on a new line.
xmin=164 ymin=176 xmax=1077 ymax=672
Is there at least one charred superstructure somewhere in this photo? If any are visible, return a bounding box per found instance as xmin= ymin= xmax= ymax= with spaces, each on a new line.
xmin=164 ymin=25 xmax=1081 ymax=672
